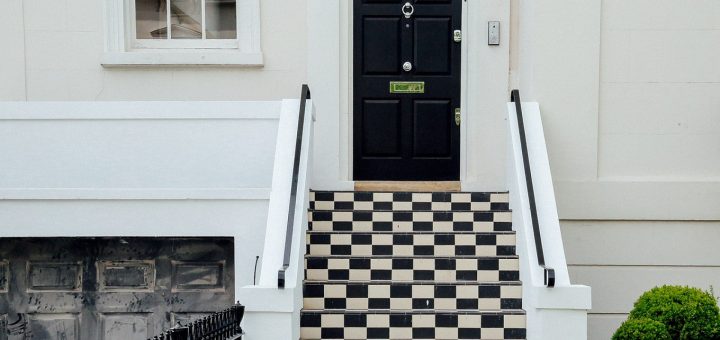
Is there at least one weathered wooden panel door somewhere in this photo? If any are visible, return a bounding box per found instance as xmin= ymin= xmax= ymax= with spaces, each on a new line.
xmin=354 ymin=0 xmax=462 ymax=180
xmin=0 ymin=238 xmax=233 ymax=340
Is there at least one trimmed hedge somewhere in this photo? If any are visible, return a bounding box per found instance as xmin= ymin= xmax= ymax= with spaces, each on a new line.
xmin=612 ymin=319 xmax=671 ymax=340
xmin=613 ymin=285 xmax=720 ymax=340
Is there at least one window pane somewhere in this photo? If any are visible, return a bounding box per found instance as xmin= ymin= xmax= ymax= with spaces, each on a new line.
xmin=170 ymin=0 xmax=203 ymax=39
xmin=136 ymin=0 xmax=168 ymax=39
xmin=205 ymin=0 xmax=237 ymax=39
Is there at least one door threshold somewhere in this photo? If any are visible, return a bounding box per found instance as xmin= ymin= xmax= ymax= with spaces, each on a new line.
xmin=354 ymin=181 xmax=461 ymax=192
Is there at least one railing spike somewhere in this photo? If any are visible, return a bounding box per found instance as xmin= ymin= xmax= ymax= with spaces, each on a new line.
xmin=146 ymin=303 xmax=244 ymax=340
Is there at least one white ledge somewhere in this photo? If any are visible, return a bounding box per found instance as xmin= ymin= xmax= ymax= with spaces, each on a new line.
xmin=556 ymin=180 xmax=720 ymax=220
xmin=101 ymin=51 xmax=264 ymax=67
xmin=238 ymin=285 xmax=299 ymax=312
xmin=529 ymin=285 xmax=592 ymax=310
xmin=0 ymin=188 xmax=271 ymax=200
xmin=0 ymin=101 xmax=281 ymax=120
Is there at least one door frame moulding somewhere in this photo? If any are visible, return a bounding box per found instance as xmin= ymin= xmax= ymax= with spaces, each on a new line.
xmin=340 ymin=0 xmax=470 ymax=184
xmin=310 ymin=0 xmax=509 ymax=191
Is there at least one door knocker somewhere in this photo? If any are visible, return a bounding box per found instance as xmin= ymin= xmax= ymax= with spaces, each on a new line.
xmin=402 ymin=2 xmax=414 ymax=19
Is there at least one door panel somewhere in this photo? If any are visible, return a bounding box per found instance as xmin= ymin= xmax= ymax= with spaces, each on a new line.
xmin=415 ymin=0 xmax=452 ymax=3
xmin=97 ymin=261 xmax=155 ymax=292
xmin=414 ymin=18 xmax=452 ymax=75
xmin=27 ymin=262 xmax=82 ymax=292
xmin=29 ymin=315 xmax=79 ymax=340
xmin=413 ymin=100 xmax=452 ymax=157
xmin=363 ymin=0 xmax=403 ymax=4
xmin=362 ymin=18 xmax=402 ymax=74
xmin=363 ymin=100 xmax=402 ymax=157
xmin=101 ymin=313 xmax=150 ymax=339
xmin=354 ymin=0 xmax=461 ymax=180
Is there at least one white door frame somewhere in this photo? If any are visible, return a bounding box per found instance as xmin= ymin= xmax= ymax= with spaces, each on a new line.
xmin=309 ymin=0 xmax=510 ymax=191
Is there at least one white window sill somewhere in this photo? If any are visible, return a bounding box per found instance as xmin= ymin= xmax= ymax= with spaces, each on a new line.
xmin=101 ymin=51 xmax=264 ymax=67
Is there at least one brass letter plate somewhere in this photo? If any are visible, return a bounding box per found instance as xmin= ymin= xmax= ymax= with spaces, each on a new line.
xmin=389 ymin=81 xmax=425 ymax=94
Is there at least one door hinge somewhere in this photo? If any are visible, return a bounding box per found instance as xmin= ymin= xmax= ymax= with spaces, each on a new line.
xmin=455 ymin=108 xmax=461 ymax=126
xmin=453 ymin=30 xmax=462 ymax=43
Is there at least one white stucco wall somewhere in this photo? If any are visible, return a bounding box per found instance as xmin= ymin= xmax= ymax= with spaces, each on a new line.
xmin=1 ymin=0 xmax=520 ymax=190
xmin=0 ymin=101 xmax=287 ymax=288
xmin=1 ymin=1 xmax=719 ymax=338
xmin=513 ymin=0 xmax=720 ymax=338
xmin=0 ymin=0 xmax=307 ymax=101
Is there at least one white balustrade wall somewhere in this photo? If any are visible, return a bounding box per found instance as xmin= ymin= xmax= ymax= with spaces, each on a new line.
xmin=507 ymin=101 xmax=592 ymax=340
xmin=0 ymin=100 xmax=287 ymax=288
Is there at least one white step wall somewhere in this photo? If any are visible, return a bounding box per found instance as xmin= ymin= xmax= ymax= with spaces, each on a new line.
xmin=0 ymin=100 xmax=285 ymax=287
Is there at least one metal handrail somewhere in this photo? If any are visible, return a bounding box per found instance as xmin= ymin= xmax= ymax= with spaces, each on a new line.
xmin=511 ymin=89 xmax=555 ymax=288
xmin=278 ymin=84 xmax=311 ymax=289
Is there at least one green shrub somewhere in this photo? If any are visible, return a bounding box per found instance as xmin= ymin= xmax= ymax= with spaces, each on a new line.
xmin=612 ymin=318 xmax=671 ymax=340
xmin=628 ymin=286 xmax=720 ymax=339
xmin=680 ymin=317 xmax=720 ymax=340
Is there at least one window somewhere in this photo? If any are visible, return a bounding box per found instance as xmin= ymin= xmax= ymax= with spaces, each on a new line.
xmin=102 ymin=0 xmax=262 ymax=66
xmin=134 ymin=0 xmax=237 ymax=48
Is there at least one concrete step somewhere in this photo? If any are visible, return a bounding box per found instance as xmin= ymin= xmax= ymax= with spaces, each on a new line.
xmin=308 ymin=210 xmax=512 ymax=233
xmin=303 ymin=281 xmax=522 ymax=311
xmin=304 ymin=255 xmax=520 ymax=282
xmin=300 ymin=309 xmax=526 ymax=340
xmin=310 ymin=191 xmax=510 ymax=212
xmin=306 ymin=231 xmax=516 ymax=257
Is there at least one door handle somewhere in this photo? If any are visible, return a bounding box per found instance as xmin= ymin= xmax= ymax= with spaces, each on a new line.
xmin=402 ymin=61 xmax=413 ymax=72
xmin=455 ymin=108 xmax=461 ymax=126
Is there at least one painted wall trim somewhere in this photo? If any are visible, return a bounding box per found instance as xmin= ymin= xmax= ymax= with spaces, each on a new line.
xmin=530 ymin=285 xmax=592 ymax=310
xmin=101 ymin=52 xmax=264 ymax=67
xmin=239 ymin=286 xmax=300 ymax=313
xmin=556 ymin=180 xmax=720 ymax=221
xmin=0 ymin=101 xmax=281 ymax=120
xmin=0 ymin=188 xmax=271 ymax=200
xmin=308 ymin=0 xmax=342 ymax=189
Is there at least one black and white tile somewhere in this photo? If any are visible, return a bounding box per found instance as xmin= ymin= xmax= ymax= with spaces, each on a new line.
xmin=310 ymin=191 xmax=510 ymax=212
xmin=301 ymin=190 xmax=525 ymax=340
xmin=304 ymin=256 xmax=520 ymax=282
xmin=303 ymin=282 xmax=522 ymax=310
xmin=306 ymin=232 xmax=517 ymax=257
xmin=300 ymin=311 xmax=526 ymax=340
xmin=308 ymin=210 xmax=513 ymax=233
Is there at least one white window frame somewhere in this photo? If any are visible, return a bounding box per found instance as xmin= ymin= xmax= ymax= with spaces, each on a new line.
xmin=102 ymin=0 xmax=263 ymax=66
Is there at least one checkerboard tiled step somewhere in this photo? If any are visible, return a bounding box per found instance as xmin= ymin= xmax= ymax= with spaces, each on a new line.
xmin=303 ymin=281 xmax=523 ymax=310
xmin=302 ymin=190 xmax=525 ymax=340
xmin=305 ymin=255 xmax=520 ymax=282
xmin=310 ymin=191 xmax=510 ymax=212
xmin=306 ymin=232 xmax=517 ymax=257
xmin=308 ymin=210 xmax=513 ymax=233
xmin=300 ymin=310 xmax=526 ymax=340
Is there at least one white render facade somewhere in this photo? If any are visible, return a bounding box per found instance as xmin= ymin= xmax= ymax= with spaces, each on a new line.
xmin=0 ymin=0 xmax=718 ymax=339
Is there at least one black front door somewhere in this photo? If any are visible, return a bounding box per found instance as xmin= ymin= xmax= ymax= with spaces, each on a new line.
xmin=354 ymin=0 xmax=462 ymax=181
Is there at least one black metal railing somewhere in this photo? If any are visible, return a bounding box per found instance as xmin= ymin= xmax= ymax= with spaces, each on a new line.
xmin=148 ymin=304 xmax=245 ymax=340
xmin=510 ymin=89 xmax=556 ymax=288
xmin=278 ymin=84 xmax=311 ymax=289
